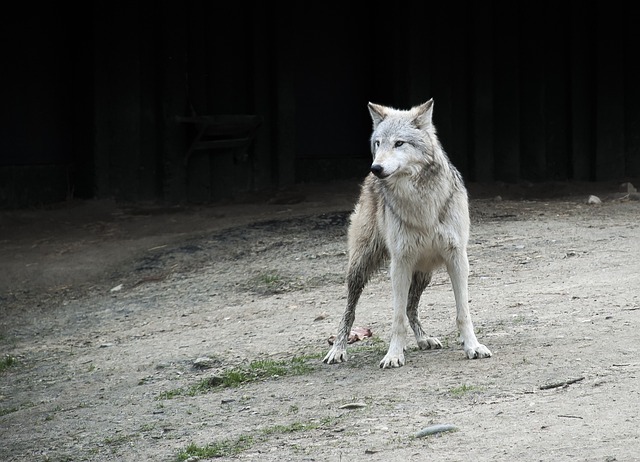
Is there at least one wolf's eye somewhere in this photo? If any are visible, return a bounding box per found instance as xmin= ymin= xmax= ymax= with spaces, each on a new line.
xmin=394 ymin=141 xmax=404 ymax=148
xmin=374 ymin=140 xmax=380 ymax=148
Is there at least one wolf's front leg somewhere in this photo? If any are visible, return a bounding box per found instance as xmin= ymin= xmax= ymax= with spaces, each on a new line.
xmin=325 ymin=200 xmax=385 ymax=365
xmin=446 ymin=249 xmax=492 ymax=359
xmin=324 ymin=249 xmax=375 ymax=364
xmin=380 ymin=260 xmax=412 ymax=368
xmin=323 ymin=313 xmax=352 ymax=364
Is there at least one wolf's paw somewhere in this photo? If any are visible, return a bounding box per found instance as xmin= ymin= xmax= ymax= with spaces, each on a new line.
xmin=417 ymin=336 xmax=442 ymax=350
xmin=323 ymin=346 xmax=347 ymax=364
xmin=379 ymin=352 xmax=405 ymax=369
xmin=464 ymin=343 xmax=492 ymax=359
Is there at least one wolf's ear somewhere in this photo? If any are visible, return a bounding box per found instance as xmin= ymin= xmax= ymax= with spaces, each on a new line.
xmin=368 ymin=102 xmax=387 ymax=129
xmin=413 ymin=99 xmax=434 ymax=131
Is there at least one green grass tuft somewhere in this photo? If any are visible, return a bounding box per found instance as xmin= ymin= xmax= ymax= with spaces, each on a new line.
xmin=158 ymin=355 xmax=317 ymax=400
xmin=176 ymin=435 xmax=254 ymax=460
xmin=449 ymin=384 xmax=479 ymax=396
xmin=0 ymin=355 xmax=17 ymax=372
xmin=176 ymin=417 xmax=335 ymax=461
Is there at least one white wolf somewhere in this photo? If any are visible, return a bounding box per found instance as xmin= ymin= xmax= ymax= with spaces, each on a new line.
xmin=323 ymin=99 xmax=492 ymax=368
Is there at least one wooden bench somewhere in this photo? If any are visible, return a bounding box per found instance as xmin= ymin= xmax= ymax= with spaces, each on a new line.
xmin=176 ymin=114 xmax=262 ymax=165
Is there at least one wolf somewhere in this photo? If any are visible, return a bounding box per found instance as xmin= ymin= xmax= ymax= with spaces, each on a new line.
xmin=323 ymin=99 xmax=492 ymax=368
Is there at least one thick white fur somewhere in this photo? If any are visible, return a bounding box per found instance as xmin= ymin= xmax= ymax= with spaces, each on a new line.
xmin=323 ymin=99 xmax=492 ymax=368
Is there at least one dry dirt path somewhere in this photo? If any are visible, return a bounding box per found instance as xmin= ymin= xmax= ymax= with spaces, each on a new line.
xmin=1 ymin=180 xmax=639 ymax=461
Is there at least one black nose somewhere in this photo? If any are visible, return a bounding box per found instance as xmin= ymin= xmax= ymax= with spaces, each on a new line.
xmin=370 ymin=164 xmax=384 ymax=178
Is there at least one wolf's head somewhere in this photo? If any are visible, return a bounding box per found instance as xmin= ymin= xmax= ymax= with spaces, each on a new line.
xmin=367 ymin=99 xmax=440 ymax=180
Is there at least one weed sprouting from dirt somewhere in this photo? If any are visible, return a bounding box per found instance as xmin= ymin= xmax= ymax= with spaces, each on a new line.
xmin=449 ymin=384 xmax=480 ymax=397
xmin=156 ymin=388 xmax=183 ymax=400
xmin=260 ymin=272 xmax=281 ymax=285
xmin=0 ymin=355 xmax=17 ymax=372
xmin=241 ymin=270 xmax=306 ymax=295
xmin=0 ymin=406 xmax=20 ymax=417
xmin=103 ymin=433 xmax=135 ymax=447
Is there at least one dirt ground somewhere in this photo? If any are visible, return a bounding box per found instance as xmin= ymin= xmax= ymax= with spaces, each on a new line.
xmin=1 ymin=179 xmax=639 ymax=462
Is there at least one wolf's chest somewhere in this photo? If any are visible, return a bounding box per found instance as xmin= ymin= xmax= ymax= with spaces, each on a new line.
xmin=381 ymin=204 xmax=445 ymax=250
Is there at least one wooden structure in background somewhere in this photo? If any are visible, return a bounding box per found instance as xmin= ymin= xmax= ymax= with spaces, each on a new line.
xmin=1 ymin=2 xmax=639 ymax=207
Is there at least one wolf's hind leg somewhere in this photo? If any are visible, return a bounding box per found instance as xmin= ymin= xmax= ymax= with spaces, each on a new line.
xmin=407 ymin=271 xmax=442 ymax=350
xmin=323 ymin=236 xmax=383 ymax=364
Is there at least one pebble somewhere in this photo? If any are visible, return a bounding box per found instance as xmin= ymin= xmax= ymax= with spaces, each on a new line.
xmin=339 ymin=402 xmax=366 ymax=409
xmin=414 ymin=424 xmax=459 ymax=438
xmin=193 ymin=357 xmax=219 ymax=369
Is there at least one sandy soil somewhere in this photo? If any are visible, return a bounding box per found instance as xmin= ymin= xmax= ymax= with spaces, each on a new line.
xmin=1 ymin=179 xmax=639 ymax=462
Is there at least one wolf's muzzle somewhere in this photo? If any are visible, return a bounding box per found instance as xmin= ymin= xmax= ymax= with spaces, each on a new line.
xmin=370 ymin=164 xmax=385 ymax=178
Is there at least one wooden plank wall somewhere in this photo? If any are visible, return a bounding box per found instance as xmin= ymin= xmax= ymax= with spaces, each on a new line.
xmin=370 ymin=1 xmax=640 ymax=184
xmin=4 ymin=1 xmax=640 ymax=208
xmin=81 ymin=0 xmax=640 ymax=202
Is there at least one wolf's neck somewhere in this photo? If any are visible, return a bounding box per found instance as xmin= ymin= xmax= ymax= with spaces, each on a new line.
xmin=380 ymin=160 xmax=462 ymax=226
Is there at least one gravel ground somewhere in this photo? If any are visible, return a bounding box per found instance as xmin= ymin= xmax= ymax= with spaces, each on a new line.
xmin=1 ymin=179 xmax=639 ymax=462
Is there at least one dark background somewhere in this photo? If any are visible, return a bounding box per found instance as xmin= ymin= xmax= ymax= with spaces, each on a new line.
xmin=1 ymin=1 xmax=639 ymax=208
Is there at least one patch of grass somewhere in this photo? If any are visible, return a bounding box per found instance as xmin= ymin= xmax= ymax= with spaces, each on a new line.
xmin=158 ymin=355 xmax=317 ymax=400
xmin=140 ymin=423 xmax=155 ymax=432
xmin=0 ymin=406 xmax=20 ymax=417
xmin=157 ymin=388 xmax=184 ymax=400
xmin=0 ymin=401 xmax=37 ymax=417
xmin=449 ymin=384 xmax=479 ymax=397
xmin=260 ymin=272 xmax=281 ymax=285
xmin=0 ymin=355 xmax=17 ymax=372
xmin=176 ymin=418 xmax=335 ymax=461
xmin=206 ymin=356 xmax=314 ymax=389
xmin=177 ymin=435 xmax=254 ymax=460
xmin=244 ymin=270 xmax=306 ymax=295
xmin=103 ymin=433 xmax=134 ymax=446
xmin=216 ymin=369 xmax=250 ymax=388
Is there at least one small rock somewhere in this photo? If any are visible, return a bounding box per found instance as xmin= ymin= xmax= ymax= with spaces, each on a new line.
xmin=586 ymin=195 xmax=602 ymax=205
xmin=110 ymin=284 xmax=123 ymax=292
xmin=628 ymin=192 xmax=640 ymax=201
xmin=414 ymin=423 xmax=459 ymax=438
xmin=339 ymin=402 xmax=367 ymax=409
xmin=193 ymin=357 xmax=219 ymax=369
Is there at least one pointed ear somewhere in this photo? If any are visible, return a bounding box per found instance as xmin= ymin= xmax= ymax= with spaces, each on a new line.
xmin=413 ymin=99 xmax=434 ymax=131
xmin=368 ymin=102 xmax=387 ymax=129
